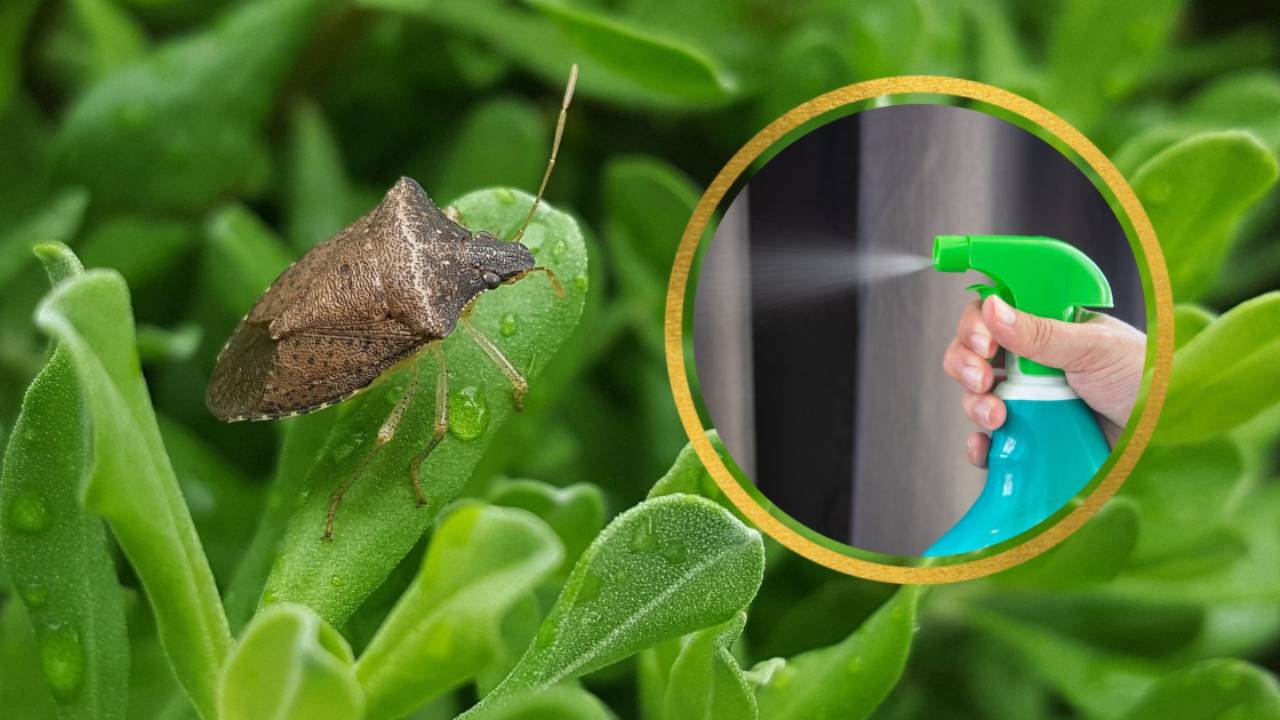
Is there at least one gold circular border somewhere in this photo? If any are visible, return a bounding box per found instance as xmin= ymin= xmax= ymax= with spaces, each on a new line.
xmin=665 ymin=76 xmax=1173 ymax=584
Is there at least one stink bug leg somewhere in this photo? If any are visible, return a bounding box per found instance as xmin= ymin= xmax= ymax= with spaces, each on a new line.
xmin=410 ymin=343 xmax=450 ymax=506
xmin=324 ymin=360 xmax=422 ymax=540
xmin=463 ymin=318 xmax=528 ymax=411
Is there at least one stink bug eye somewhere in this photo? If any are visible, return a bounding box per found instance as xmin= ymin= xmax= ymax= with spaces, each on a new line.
xmin=482 ymin=270 xmax=501 ymax=289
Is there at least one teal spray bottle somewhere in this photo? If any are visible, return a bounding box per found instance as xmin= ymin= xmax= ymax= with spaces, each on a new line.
xmin=923 ymin=235 xmax=1113 ymax=557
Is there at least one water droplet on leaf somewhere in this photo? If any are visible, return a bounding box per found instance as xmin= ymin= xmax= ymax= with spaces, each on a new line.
xmin=535 ymin=622 xmax=557 ymax=649
xmin=495 ymin=189 xmax=516 ymax=205
xmin=500 ymin=313 xmax=519 ymax=337
xmin=7 ymin=490 xmax=53 ymax=533
xmin=573 ymin=274 xmax=588 ymax=291
xmin=20 ymin=582 xmax=48 ymax=608
xmin=659 ymin=541 xmax=688 ymax=565
xmin=575 ymin=572 xmax=603 ymax=605
xmin=38 ymin=623 xmax=84 ymax=702
xmin=448 ymin=387 xmax=489 ymax=440
xmin=629 ymin=516 xmax=656 ymax=553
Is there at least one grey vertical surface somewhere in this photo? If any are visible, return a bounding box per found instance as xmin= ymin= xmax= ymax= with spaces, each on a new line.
xmin=852 ymin=105 xmax=997 ymax=554
xmin=851 ymin=105 xmax=1143 ymax=554
xmin=694 ymin=191 xmax=756 ymax=480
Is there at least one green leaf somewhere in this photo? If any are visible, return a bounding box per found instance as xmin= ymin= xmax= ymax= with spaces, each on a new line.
xmin=648 ymin=430 xmax=724 ymax=500
xmin=1132 ymin=131 xmax=1279 ymax=302
xmin=981 ymin=592 xmax=1204 ymax=660
xmin=974 ymin=608 xmax=1169 ymax=718
xmin=68 ymin=0 xmax=147 ymax=81
xmin=467 ymin=494 xmax=765 ymax=716
xmin=1119 ymin=440 xmax=1244 ymax=565
xmin=0 ymin=243 xmax=128 ymax=719
xmin=756 ymin=586 xmax=921 ymax=720
xmin=158 ymin=415 xmax=264 ymax=585
xmin=1156 ymin=292 xmax=1280 ymax=444
xmin=464 ymin=685 xmax=611 ymax=720
xmin=54 ymin=0 xmax=335 ymax=211
xmin=222 ymin=411 xmax=338 ymax=632
xmin=1044 ymin=0 xmax=1183 ymax=129
xmin=525 ymin=0 xmax=737 ymax=105
xmin=0 ymin=599 xmax=59 ymax=719
xmin=202 ymin=205 xmax=295 ymax=320
xmin=993 ymin=498 xmax=1140 ymax=588
xmin=262 ymin=189 xmax=587 ymax=625
xmin=362 ymin=0 xmax=733 ymax=109
xmin=356 ymin=503 xmax=563 ymax=720
xmin=286 ymin=100 xmax=356 ymax=252
xmin=136 ymin=324 xmax=203 ymax=365
xmin=219 ymin=603 xmax=363 ymax=720
xmin=663 ymin=612 xmax=757 ymax=720
xmin=1113 ymin=71 xmax=1280 ymax=172
xmin=0 ymin=188 xmax=90 ymax=291
xmin=78 ymin=216 xmax=199 ymax=291
xmin=756 ymin=25 xmax=852 ymax=126
xmin=1173 ymin=304 xmax=1217 ymax=351
xmin=34 ymin=268 xmax=230 ymax=719
xmin=1120 ymin=659 xmax=1280 ymax=720
xmin=432 ymin=98 xmax=548 ymax=210
xmin=0 ymin=0 xmax=40 ymax=114
xmin=488 ymin=479 xmax=605 ymax=579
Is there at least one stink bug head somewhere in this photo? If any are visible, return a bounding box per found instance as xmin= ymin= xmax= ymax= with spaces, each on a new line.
xmin=467 ymin=231 xmax=536 ymax=291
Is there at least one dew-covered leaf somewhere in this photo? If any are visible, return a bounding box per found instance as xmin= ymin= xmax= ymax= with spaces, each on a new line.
xmin=262 ymin=189 xmax=587 ymax=625
xmin=157 ymin=415 xmax=264 ymax=585
xmin=356 ymin=503 xmax=563 ymax=720
xmin=0 ymin=243 xmax=129 ymax=720
xmin=466 ymin=494 xmax=764 ymax=716
xmin=222 ymin=411 xmax=338 ymax=632
xmin=756 ymin=586 xmax=920 ymax=720
xmin=220 ymin=603 xmax=363 ymax=720
xmin=464 ymin=685 xmax=611 ymax=720
xmin=34 ymin=265 xmax=230 ymax=719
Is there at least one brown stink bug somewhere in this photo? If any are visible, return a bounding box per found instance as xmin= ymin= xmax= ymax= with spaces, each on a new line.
xmin=207 ymin=65 xmax=578 ymax=539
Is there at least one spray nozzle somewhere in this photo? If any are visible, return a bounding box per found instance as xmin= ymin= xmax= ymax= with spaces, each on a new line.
xmin=932 ymin=234 xmax=1113 ymax=377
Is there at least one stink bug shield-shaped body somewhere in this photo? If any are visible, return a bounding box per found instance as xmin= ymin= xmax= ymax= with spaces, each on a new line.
xmin=207 ymin=65 xmax=578 ymax=538
xmin=205 ymin=178 xmax=532 ymax=420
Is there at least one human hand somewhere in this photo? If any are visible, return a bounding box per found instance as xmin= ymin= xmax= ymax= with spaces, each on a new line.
xmin=942 ymin=295 xmax=1147 ymax=467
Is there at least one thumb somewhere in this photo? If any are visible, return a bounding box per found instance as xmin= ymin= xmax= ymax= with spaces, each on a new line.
xmin=982 ymin=295 xmax=1105 ymax=372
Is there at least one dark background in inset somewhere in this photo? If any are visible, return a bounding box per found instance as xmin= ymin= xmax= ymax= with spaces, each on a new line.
xmin=696 ymin=105 xmax=1145 ymax=552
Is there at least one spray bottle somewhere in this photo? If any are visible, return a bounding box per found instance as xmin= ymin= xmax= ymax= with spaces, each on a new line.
xmin=923 ymin=235 xmax=1113 ymax=557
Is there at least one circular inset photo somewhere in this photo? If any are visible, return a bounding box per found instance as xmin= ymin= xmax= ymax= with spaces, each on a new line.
xmin=675 ymin=85 xmax=1171 ymax=576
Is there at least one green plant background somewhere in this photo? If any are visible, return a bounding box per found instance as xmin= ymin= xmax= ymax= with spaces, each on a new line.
xmin=1 ymin=1 xmax=1278 ymax=719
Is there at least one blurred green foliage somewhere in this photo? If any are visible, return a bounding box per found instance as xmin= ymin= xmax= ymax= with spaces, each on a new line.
xmin=0 ymin=0 xmax=1278 ymax=719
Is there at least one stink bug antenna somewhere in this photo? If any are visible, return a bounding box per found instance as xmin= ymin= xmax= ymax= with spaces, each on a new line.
xmin=513 ymin=63 xmax=578 ymax=245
